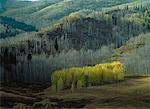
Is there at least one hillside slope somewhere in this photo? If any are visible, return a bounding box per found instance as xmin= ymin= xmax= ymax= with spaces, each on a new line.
xmin=0 ymin=16 xmax=37 ymax=38
xmin=111 ymin=33 xmax=150 ymax=76
xmin=1 ymin=0 xmax=140 ymax=29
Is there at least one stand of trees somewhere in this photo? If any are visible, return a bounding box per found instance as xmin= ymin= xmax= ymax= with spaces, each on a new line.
xmin=51 ymin=61 xmax=125 ymax=92
xmin=0 ymin=46 xmax=113 ymax=84
xmin=121 ymin=33 xmax=150 ymax=76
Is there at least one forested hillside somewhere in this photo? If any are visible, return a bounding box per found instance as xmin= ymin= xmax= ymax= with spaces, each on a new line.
xmin=112 ymin=33 xmax=150 ymax=76
xmin=1 ymin=0 xmax=140 ymax=29
xmin=0 ymin=16 xmax=37 ymax=38
xmin=0 ymin=0 xmax=150 ymax=83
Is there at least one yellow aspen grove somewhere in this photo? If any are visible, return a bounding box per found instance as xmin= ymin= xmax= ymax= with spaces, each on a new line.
xmin=51 ymin=62 xmax=125 ymax=91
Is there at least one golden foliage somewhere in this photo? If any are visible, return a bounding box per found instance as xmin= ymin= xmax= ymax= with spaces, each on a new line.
xmin=51 ymin=62 xmax=125 ymax=91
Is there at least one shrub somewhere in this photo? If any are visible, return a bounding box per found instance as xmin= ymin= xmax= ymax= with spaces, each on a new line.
xmin=51 ymin=61 xmax=125 ymax=91
xmin=13 ymin=103 xmax=30 ymax=109
xmin=32 ymin=99 xmax=52 ymax=109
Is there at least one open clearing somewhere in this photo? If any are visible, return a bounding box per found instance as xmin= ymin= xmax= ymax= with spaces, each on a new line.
xmin=0 ymin=77 xmax=150 ymax=109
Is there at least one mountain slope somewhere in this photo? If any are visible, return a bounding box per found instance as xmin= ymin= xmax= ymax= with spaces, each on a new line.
xmin=0 ymin=16 xmax=37 ymax=38
xmin=112 ymin=33 xmax=150 ymax=76
xmin=1 ymin=0 xmax=140 ymax=29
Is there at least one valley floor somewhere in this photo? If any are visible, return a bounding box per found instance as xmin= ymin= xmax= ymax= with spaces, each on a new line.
xmin=0 ymin=76 xmax=150 ymax=109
